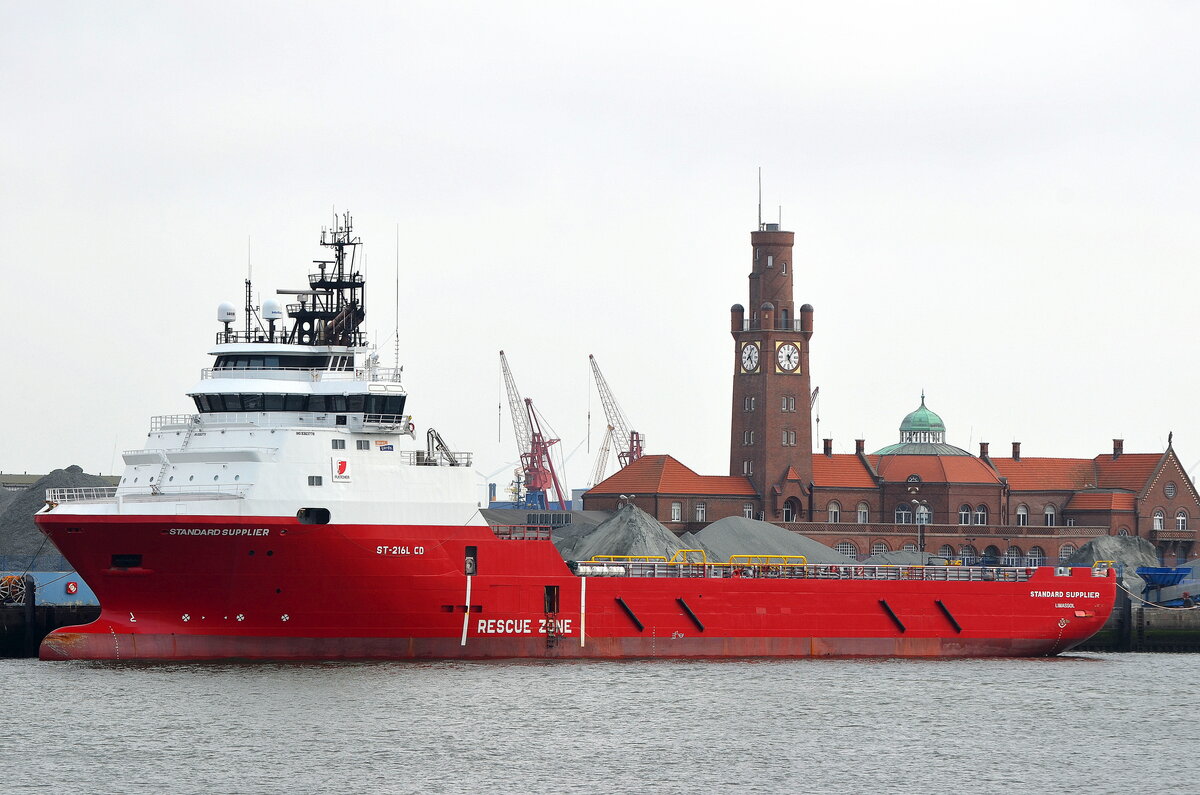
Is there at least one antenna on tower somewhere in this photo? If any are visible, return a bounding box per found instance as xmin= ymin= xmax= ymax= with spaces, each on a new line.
xmin=394 ymin=223 xmax=400 ymax=370
xmin=757 ymin=167 xmax=762 ymax=230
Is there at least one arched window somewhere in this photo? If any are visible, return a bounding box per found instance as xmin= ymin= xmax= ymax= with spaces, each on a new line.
xmin=974 ymin=505 xmax=988 ymax=525
xmin=1028 ymin=546 xmax=1046 ymax=564
xmin=1059 ymin=543 xmax=1076 ymax=563
xmin=902 ymin=542 xmax=917 ymax=552
xmin=1177 ymin=510 xmax=1188 ymax=531
xmin=983 ymin=545 xmax=1000 ymax=559
xmin=1005 ymin=545 xmax=1023 ymax=565
xmin=834 ymin=541 xmax=858 ymax=559
xmin=916 ymin=505 xmax=931 ymax=525
xmin=827 ymin=501 xmax=841 ymax=524
xmin=1016 ymin=504 xmax=1029 ymax=527
xmin=936 ymin=543 xmax=953 ymax=557
xmin=960 ymin=544 xmax=978 ymax=562
xmin=895 ymin=504 xmax=913 ymax=524
xmin=1153 ymin=509 xmax=1164 ymax=531
xmin=959 ymin=504 xmax=972 ymax=525
xmin=1118 ymin=526 xmax=1129 ymax=537
xmin=782 ymin=497 xmax=801 ymax=523
xmin=856 ymin=502 xmax=870 ymax=523
xmin=1044 ymin=504 xmax=1057 ymax=527
xmin=871 ymin=541 xmax=890 ymax=555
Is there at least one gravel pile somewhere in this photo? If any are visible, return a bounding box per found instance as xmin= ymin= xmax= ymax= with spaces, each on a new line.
xmin=864 ymin=550 xmax=927 ymax=566
xmin=563 ymin=503 xmax=686 ymax=561
xmin=0 ymin=466 xmax=112 ymax=569
xmin=684 ymin=516 xmax=853 ymax=564
xmin=1067 ymin=536 xmax=1161 ymax=597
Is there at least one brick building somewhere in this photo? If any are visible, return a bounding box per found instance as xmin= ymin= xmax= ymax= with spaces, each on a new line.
xmin=584 ymin=221 xmax=1199 ymax=564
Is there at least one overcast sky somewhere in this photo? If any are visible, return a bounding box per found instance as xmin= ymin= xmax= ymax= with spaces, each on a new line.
xmin=3 ymin=1 xmax=1199 ymax=499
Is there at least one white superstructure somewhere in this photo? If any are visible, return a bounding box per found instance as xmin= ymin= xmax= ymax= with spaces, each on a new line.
xmin=47 ymin=213 xmax=484 ymax=527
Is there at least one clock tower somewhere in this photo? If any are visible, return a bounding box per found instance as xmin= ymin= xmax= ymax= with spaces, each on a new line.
xmin=729 ymin=223 xmax=814 ymax=521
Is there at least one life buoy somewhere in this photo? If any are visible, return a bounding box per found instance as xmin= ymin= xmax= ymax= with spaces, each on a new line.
xmin=854 ymin=567 xmax=865 ymax=577
xmin=407 ymin=422 xmax=416 ymax=434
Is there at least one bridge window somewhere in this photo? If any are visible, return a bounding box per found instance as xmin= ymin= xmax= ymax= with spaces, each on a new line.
xmin=192 ymin=392 xmax=405 ymax=416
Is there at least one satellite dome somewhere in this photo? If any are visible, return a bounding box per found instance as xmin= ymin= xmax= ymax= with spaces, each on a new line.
xmin=262 ymin=298 xmax=284 ymax=320
xmin=217 ymin=301 xmax=236 ymax=323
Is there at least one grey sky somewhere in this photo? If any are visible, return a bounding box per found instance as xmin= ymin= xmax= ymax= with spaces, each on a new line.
xmin=4 ymin=1 xmax=1199 ymax=496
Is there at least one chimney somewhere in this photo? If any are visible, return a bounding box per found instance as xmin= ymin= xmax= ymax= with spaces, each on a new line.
xmin=1012 ymin=441 xmax=1021 ymax=461
xmin=1113 ymin=439 xmax=1123 ymax=460
xmin=823 ymin=438 xmax=833 ymax=457
xmin=855 ymin=439 xmax=865 ymax=454
xmin=979 ymin=441 xmax=990 ymax=459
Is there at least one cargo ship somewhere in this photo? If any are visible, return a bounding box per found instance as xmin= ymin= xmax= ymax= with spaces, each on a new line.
xmin=36 ymin=214 xmax=1115 ymax=660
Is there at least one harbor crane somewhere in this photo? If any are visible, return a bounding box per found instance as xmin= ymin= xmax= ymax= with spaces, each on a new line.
xmin=587 ymin=354 xmax=644 ymax=486
xmin=499 ymin=350 xmax=568 ymax=510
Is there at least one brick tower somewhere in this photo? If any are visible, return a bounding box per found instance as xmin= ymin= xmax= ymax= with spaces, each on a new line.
xmin=729 ymin=223 xmax=814 ymax=521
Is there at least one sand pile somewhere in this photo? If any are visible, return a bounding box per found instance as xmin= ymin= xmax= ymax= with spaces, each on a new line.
xmin=683 ymin=516 xmax=853 ymax=564
xmin=864 ymin=550 xmax=927 ymax=566
xmin=560 ymin=503 xmax=686 ymax=561
xmin=0 ymin=466 xmax=111 ymax=569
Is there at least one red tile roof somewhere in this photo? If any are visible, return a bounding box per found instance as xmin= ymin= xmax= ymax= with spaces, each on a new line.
xmin=812 ymin=454 xmax=876 ymax=488
xmin=871 ymin=454 xmax=1002 ymax=485
xmin=589 ymin=454 xmax=758 ymax=496
xmin=1093 ymin=453 xmax=1162 ymax=491
xmin=989 ymin=457 xmax=1095 ymax=491
xmin=1066 ymin=492 xmax=1137 ymax=512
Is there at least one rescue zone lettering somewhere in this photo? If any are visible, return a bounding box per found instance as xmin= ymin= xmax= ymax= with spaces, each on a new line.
xmin=168 ymin=528 xmax=270 ymax=536
xmin=477 ymin=618 xmax=574 ymax=635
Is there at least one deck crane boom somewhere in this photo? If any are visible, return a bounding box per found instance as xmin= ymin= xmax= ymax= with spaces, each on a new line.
xmin=499 ymin=350 xmax=568 ymax=510
xmin=588 ymin=354 xmax=644 ymax=481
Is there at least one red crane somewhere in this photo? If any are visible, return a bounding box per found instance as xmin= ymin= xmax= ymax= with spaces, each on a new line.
xmin=499 ymin=351 xmax=568 ymax=510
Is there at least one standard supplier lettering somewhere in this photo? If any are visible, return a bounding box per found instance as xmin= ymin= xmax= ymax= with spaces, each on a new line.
xmin=1030 ymin=590 xmax=1101 ymax=599
xmin=476 ymin=618 xmax=574 ymax=635
xmin=167 ymin=528 xmax=271 ymax=537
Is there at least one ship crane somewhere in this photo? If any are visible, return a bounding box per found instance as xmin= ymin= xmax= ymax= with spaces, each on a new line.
xmin=499 ymin=350 xmax=568 ymax=510
xmin=587 ymin=354 xmax=643 ymax=486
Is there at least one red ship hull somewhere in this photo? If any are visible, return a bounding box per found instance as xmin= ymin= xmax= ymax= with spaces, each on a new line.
xmin=35 ymin=513 xmax=1116 ymax=661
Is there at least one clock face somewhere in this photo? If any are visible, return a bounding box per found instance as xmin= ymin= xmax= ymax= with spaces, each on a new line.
xmin=776 ymin=343 xmax=800 ymax=372
xmin=741 ymin=343 xmax=760 ymax=372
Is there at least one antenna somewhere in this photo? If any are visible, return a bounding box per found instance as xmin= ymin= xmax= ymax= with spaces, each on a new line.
xmin=757 ymin=167 xmax=762 ymax=230
xmin=394 ymin=223 xmax=400 ymax=370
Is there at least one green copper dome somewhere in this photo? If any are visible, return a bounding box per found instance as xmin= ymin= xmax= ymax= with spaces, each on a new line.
xmin=900 ymin=392 xmax=945 ymax=435
xmin=871 ymin=392 xmax=967 ymax=455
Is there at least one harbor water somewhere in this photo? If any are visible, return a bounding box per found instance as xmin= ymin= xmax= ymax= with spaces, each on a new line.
xmin=1 ymin=654 xmax=1193 ymax=793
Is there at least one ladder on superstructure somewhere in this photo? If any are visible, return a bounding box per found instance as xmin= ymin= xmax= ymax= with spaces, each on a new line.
xmin=151 ymin=416 xmax=201 ymax=494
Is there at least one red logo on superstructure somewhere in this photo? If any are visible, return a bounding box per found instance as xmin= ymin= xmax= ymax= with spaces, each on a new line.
xmin=337 ymin=460 xmax=348 ymax=475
